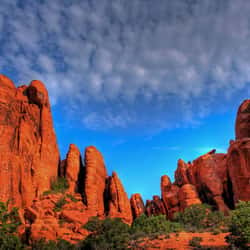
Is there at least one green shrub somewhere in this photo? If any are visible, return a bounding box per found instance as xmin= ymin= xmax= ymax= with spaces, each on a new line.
xmin=189 ymin=236 xmax=202 ymax=248
xmin=81 ymin=217 xmax=130 ymax=250
xmin=131 ymin=214 xmax=182 ymax=236
xmin=174 ymin=204 xmax=227 ymax=232
xmin=226 ymin=201 xmax=250 ymax=249
xmin=51 ymin=177 xmax=69 ymax=193
xmin=0 ymin=234 xmax=24 ymax=250
xmin=66 ymin=194 xmax=78 ymax=203
xmin=0 ymin=201 xmax=21 ymax=234
xmin=0 ymin=201 xmax=24 ymax=249
xmin=43 ymin=177 xmax=69 ymax=195
xmin=53 ymin=197 xmax=67 ymax=212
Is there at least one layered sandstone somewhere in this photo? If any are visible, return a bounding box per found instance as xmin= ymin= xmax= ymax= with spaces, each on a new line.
xmin=0 ymin=74 xmax=59 ymax=207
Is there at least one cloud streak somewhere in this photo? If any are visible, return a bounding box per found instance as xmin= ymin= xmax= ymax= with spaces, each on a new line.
xmin=0 ymin=0 xmax=249 ymax=132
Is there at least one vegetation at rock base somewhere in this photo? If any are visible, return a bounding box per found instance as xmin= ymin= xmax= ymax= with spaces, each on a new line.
xmin=131 ymin=214 xmax=182 ymax=236
xmin=43 ymin=177 xmax=69 ymax=195
xmin=0 ymin=201 xmax=23 ymax=250
xmin=81 ymin=217 xmax=130 ymax=250
xmin=53 ymin=197 xmax=68 ymax=212
xmin=0 ymin=200 xmax=250 ymax=250
xmin=173 ymin=204 xmax=228 ymax=233
xmin=226 ymin=201 xmax=250 ymax=249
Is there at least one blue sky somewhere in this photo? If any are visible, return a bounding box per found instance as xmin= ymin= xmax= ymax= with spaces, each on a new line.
xmin=1 ymin=0 xmax=250 ymax=200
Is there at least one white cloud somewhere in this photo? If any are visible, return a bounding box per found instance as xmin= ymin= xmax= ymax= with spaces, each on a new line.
xmin=0 ymin=0 xmax=250 ymax=131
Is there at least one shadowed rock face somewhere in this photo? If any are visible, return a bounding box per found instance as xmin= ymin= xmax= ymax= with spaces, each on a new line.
xmin=227 ymin=99 xmax=250 ymax=204
xmin=0 ymin=74 xmax=60 ymax=207
xmin=130 ymin=193 xmax=145 ymax=219
xmin=145 ymin=195 xmax=166 ymax=216
xmin=108 ymin=172 xmax=133 ymax=224
xmin=235 ymin=99 xmax=250 ymax=140
xmin=227 ymin=139 xmax=250 ymax=204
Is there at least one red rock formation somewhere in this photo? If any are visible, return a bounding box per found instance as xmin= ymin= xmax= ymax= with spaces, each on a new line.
xmin=65 ymin=144 xmax=83 ymax=193
xmin=235 ymin=99 xmax=250 ymax=140
xmin=178 ymin=184 xmax=201 ymax=211
xmin=227 ymin=139 xmax=250 ymax=204
xmin=145 ymin=196 xmax=166 ymax=216
xmin=24 ymin=193 xmax=88 ymax=243
xmin=175 ymin=159 xmax=189 ymax=186
xmin=0 ymin=74 xmax=59 ymax=207
xmin=108 ymin=172 xmax=133 ymax=224
xmin=161 ymin=175 xmax=180 ymax=218
xmin=227 ymin=99 xmax=250 ymax=205
xmin=189 ymin=150 xmax=229 ymax=213
xmin=84 ymin=146 xmax=108 ymax=216
xmin=130 ymin=193 xmax=145 ymax=219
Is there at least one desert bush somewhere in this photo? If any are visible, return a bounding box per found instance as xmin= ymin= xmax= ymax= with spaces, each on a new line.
xmin=53 ymin=197 xmax=67 ymax=212
xmin=43 ymin=177 xmax=69 ymax=195
xmin=226 ymin=201 xmax=250 ymax=249
xmin=51 ymin=177 xmax=69 ymax=193
xmin=131 ymin=214 xmax=182 ymax=237
xmin=66 ymin=193 xmax=78 ymax=202
xmin=174 ymin=204 xmax=227 ymax=232
xmin=0 ymin=201 xmax=24 ymax=249
xmin=81 ymin=216 xmax=130 ymax=250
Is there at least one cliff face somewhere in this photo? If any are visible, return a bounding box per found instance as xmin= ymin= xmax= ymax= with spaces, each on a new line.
xmin=0 ymin=75 xmax=60 ymax=207
xmin=0 ymin=74 xmax=249 ymax=243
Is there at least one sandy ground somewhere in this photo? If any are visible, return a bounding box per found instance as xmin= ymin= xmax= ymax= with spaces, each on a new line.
xmin=136 ymin=232 xmax=229 ymax=250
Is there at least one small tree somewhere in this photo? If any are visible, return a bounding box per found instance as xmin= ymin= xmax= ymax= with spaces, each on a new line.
xmin=0 ymin=201 xmax=23 ymax=250
xmin=174 ymin=204 xmax=227 ymax=232
xmin=226 ymin=201 xmax=250 ymax=249
xmin=81 ymin=217 xmax=130 ymax=250
xmin=131 ymin=214 xmax=182 ymax=236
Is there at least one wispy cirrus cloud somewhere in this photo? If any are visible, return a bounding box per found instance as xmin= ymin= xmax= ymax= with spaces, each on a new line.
xmin=0 ymin=0 xmax=249 ymax=132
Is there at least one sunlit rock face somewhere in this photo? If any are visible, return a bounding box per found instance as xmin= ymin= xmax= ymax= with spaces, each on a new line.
xmin=65 ymin=144 xmax=83 ymax=193
xmin=107 ymin=172 xmax=133 ymax=224
xmin=84 ymin=145 xmax=108 ymax=216
xmin=0 ymin=74 xmax=60 ymax=207
xmin=178 ymin=184 xmax=201 ymax=211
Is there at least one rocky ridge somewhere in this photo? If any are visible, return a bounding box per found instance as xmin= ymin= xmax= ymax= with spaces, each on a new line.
xmin=0 ymin=74 xmax=249 ymax=243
